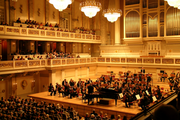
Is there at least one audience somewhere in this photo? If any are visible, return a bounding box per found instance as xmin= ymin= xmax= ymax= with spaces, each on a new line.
xmin=13 ymin=18 xmax=97 ymax=35
xmin=11 ymin=50 xmax=77 ymax=60
xmin=153 ymin=104 xmax=179 ymax=120
xmin=0 ymin=96 xmax=128 ymax=120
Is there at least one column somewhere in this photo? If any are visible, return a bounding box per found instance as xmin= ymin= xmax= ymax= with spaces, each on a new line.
xmin=100 ymin=0 xmax=107 ymax=45
xmin=115 ymin=0 xmax=121 ymax=45
xmin=158 ymin=0 xmax=160 ymax=37
xmin=140 ymin=0 xmax=143 ymax=38
xmin=49 ymin=70 xmax=56 ymax=86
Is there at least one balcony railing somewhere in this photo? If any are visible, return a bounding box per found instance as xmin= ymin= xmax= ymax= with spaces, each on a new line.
xmin=1 ymin=57 xmax=180 ymax=71
xmin=0 ymin=26 xmax=101 ymax=41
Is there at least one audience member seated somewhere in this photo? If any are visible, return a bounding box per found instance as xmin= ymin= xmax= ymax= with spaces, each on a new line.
xmin=54 ymin=23 xmax=59 ymax=28
xmin=49 ymin=23 xmax=53 ymax=27
xmin=45 ymin=22 xmax=49 ymax=26
xmin=0 ymin=96 xmax=83 ymax=120
xmin=0 ymin=22 xmax=8 ymax=26
xmin=16 ymin=18 xmax=21 ymax=23
xmin=153 ymin=104 xmax=179 ymax=120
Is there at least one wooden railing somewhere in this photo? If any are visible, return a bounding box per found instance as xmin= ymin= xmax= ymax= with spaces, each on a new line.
xmin=1 ymin=57 xmax=180 ymax=71
xmin=0 ymin=26 xmax=101 ymax=41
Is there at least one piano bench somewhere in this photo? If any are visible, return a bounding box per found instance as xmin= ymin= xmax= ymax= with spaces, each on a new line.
xmin=99 ymin=98 xmax=114 ymax=105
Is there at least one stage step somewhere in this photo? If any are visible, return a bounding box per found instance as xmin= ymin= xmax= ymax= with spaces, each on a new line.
xmin=99 ymin=98 xmax=114 ymax=105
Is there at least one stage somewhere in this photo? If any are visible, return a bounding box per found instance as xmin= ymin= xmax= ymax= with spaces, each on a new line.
xmin=28 ymin=78 xmax=171 ymax=120
xmin=28 ymin=92 xmax=141 ymax=119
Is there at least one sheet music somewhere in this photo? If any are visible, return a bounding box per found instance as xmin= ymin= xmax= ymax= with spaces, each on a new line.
xmin=146 ymin=90 xmax=149 ymax=95
xmin=152 ymin=96 xmax=157 ymax=102
xmin=119 ymin=93 xmax=123 ymax=98
xmin=136 ymin=94 xmax=141 ymax=100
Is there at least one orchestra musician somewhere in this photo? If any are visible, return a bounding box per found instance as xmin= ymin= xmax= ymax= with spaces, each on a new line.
xmin=168 ymin=71 xmax=175 ymax=81
xmin=146 ymin=74 xmax=151 ymax=85
xmin=62 ymin=79 xmax=67 ymax=86
xmin=77 ymin=79 xmax=83 ymax=88
xmin=138 ymin=92 xmax=150 ymax=110
xmin=47 ymin=70 xmax=168 ymax=110
xmin=124 ymin=92 xmax=133 ymax=108
xmin=48 ymin=83 xmax=54 ymax=96
xmin=57 ymin=85 xmax=64 ymax=97
xmin=141 ymin=67 xmax=145 ymax=74
xmin=176 ymin=71 xmax=180 ymax=81
xmin=161 ymin=71 xmax=168 ymax=82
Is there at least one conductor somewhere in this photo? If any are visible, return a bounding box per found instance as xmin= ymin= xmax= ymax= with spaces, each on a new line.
xmin=87 ymin=83 xmax=94 ymax=104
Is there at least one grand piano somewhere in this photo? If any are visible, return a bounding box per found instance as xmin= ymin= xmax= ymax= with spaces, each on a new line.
xmin=83 ymin=88 xmax=120 ymax=106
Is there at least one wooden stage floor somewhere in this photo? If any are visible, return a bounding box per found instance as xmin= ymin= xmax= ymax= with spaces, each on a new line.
xmin=28 ymin=92 xmax=141 ymax=119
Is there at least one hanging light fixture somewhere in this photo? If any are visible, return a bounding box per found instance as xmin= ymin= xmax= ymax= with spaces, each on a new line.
xmin=103 ymin=9 xmax=122 ymax=23
xmin=80 ymin=0 xmax=102 ymax=18
xmin=103 ymin=0 xmax=122 ymax=23
xmin=164 ymin=0 xmax=180 ymax=9
xmin=49 ymin=0 xmax=73 ymax=11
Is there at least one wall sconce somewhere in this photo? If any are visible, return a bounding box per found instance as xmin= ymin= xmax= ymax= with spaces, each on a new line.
xmin=61 ymin=44 xmax=64 ymax=47
xmin=73 ymin=44 xmax=75 ymax=47
xmin=12 ymin=42 xmax=15 ymax=46
xmin=31 ymin=43 xmax=34 ymax=46
xmin=47 ymin=43 xmax=50 ymax=46
xmin=83 ymin=45 xmax=86 ymax=47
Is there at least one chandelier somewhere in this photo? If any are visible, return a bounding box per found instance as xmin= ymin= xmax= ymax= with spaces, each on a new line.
xmin=80 ymin=0 xmax=102 ymax=18
xmin=103 ymin=9 xmax=122 ymax=23
xmin=165 ymin=0 xmax=180 ymax=9
xmin=49 ymin=0 xmax=73 ymax=11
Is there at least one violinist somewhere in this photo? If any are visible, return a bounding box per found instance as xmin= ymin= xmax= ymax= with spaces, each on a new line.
xmin=62 ymin=79 xmax=67 ymax=86
xmin=176 ymin=71 xmax=180 ymax=81
xmin=69 ymin=79 xmax=75 ymax=86
xmin=58 ymin=85 xmax=64 ymax=97
xmin=161 ymin=71 xmax=168 ymax=82
xmin=168 ymin=71 xmax=175 ymax=81
xmin=146 ymin=74 xmax=151 ymax=85
xmin=77 ymin=79 xmax=82 ymax=88
xmin=124 ymin=92 xmax=133 ymax=108
xmin=174 ymin=78 xmax=179 ymax=91
xmin=147 ymin=84 xmax=152 ymax=94
xmin=169 ymin=78 xmax=174 ymax=92
xmin=64 ymin=83 xmax=70 ymax=96
xmin=156 ymin=85 xmax=162 ymax=99
xmin=138 ymin=92 xmax=150 ymax=110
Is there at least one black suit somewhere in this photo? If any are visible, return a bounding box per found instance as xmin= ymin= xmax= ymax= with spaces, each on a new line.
xmin=88 ymin=85 xmax=94 ymax=94
xmin=141 ymin=69 xmax=145 ymax=74
xmin=62 ymin=81 xmax=67 ymax=86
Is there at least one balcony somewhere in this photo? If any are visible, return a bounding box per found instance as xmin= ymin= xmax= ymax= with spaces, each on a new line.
xmin=0 ymin=26 xmax=101 ymax=43
xmin=1 ymin=57 xmax=180 ymax=75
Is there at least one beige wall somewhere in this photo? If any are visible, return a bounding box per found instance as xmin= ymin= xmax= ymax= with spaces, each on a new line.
xmin=15 ymin=0 xmax=28 ymax=22
xmin=49 ymin=4 xmax=59 ymax=25
xmin=0 ymin=80 xmax=6 ymax=99
xmin=33 ymin=0 xmax=45 ymax=24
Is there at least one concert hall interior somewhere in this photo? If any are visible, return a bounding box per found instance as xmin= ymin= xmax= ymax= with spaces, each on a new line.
xmin=1 ymin=0 xmax=180 ymax=120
